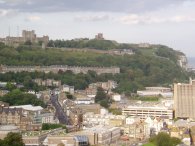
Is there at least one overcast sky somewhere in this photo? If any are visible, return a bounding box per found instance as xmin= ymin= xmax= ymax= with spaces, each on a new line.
xmin=0 ymin=0 xmax=195 ymax=57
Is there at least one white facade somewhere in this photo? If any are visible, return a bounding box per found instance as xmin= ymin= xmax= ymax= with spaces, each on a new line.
xmin=137 ymin=90 xmax=173 ymax=98
xmin=83 ymin=112 xmax=125 ymax=126
xmin=74 ymin=98 xmax=95 ymax=105
xmin=126 ymin=116 xmax=140 ymax=125
xmin=9 ymin=105 xmax=43 ymax=117
xmin=62 ymin=84 xmax=74 ymax=94
xmin=122 ymin=106 xmax=173 ymax=119
xmin=84 ymin=125 xmax=121 ymax=145
xmin=144 ymin=117 xmax=164 ymax=135
xmin=27 ymin=90 xmax=36 ymax=95
xmin=41 ymin=113 xmax=58 ymax=124
xmin=112 ymin=94 xmax=121 ymax=101
xmin=137 ymin=86 xmax=172 ymax=98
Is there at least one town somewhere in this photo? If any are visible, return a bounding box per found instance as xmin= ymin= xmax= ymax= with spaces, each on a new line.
xmin=0 ymin=28 xmax=195 ymax=146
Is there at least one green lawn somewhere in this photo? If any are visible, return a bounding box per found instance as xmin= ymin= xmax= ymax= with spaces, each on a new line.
xmin=142 ymin=143 xmax=155 ymax=146
xmin=138 ymin=48 xmax=156 ymax=56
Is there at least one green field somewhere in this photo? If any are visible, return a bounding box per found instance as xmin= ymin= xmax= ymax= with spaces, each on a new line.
xmin=142 ymin=143 xmax=155 ymax=146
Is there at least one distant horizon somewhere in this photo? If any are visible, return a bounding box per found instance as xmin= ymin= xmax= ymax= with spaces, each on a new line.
xmin=187 ymin=57 xmax=195 ymax=67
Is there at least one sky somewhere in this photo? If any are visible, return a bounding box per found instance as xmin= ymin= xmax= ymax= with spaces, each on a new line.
xmin=0 ymin=0 xmax=195 ymax=57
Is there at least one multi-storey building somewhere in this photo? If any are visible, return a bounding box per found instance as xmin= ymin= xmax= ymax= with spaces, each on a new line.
xmin=83 ymin=112 xmax=125 ymax=127
xmin=174 ymin=79 xmax=195 ymax=119
xmin=0 ymin=104 xmax=57 ymax=131
xmin=33 ymin=78 xmax=61 ymax=87
xmin=122 ymin=106 xmax=173 ymax=120
xmin=88 ymin=80 xmax=117 ymax=91
xmin=61 ymin=84 xmax=74 ymax=94
xmin=0 ymin=107 xmax=23 ymax=125
xmin=123 ymin=122 xmax=148 ymax=140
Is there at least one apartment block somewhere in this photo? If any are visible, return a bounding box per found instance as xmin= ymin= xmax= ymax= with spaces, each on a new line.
xmin=122 ymin=106 xmax=173 ymax=119
xmin=174 ymin=79 xmax=195 ymax=119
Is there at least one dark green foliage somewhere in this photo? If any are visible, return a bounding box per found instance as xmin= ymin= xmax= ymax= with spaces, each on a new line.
xmin=42 ymin=123 xmax=67 ymax=130
xmin=5 ymin=82 xmax=16 ymax=91
xmin=155 ymin=45 xmax=178 ymax=63
xmin=149 ymin=132 xmax=181 ymax=146
xmin=0 ymin=132 xmax=24 ymax=146
xmin=0 ymin=42 xmax=5 ymax=49
xmin=95 ymin=87 xmax=107 ymax=102
xmin=66 ymin=94 xmax=73 ymax=99
xmin=0 ymin=44 xmax=189 ymax=93
xmin=48 ymin=39 xmax=117 ymax=50
xmin=0 ymin=89 xmax=45 ymax=107
xmin=170 ymin=137 xmax=182 ymax=146
xmin=95 ymin=87 xmax=110 ymax=108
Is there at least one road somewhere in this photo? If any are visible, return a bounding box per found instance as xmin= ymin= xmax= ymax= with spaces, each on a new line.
xmin=50 ymin=94 xmax=70 ymax=124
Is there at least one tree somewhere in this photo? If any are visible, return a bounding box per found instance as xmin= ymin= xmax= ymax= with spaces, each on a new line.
xmin=95 ymin=87 xmax=111 ymax=108
xmin=5 ymin=82 xmax=16 ymax=91
xmin=0 ymin=89 xmax=45 ymax=107
xmin=170 ymin=137 xmax=182 ymax=146
xmin=149 ymin=132 xmax=181 ymax=146
xmin=95 ymin=87 xmax=107 ymax=103
xmin=156 ymin=132 xmax=171 ymax=146
xmin=2 ymin=132 xmax=24 ymax=146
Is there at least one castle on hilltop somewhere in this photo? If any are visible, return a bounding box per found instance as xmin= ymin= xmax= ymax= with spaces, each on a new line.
xmin=1 ymin=30 xmax=49 ymax=48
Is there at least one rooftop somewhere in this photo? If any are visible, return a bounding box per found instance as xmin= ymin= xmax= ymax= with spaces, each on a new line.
xmin=10 ymin=105 xmax=43 ymax=111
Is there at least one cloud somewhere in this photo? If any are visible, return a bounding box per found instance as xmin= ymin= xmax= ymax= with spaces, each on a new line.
xmin=0 ymin=0 xmax=5 ymax=4
xmin=25 ymin=16 xmax=41 ymax=22
xmin=74 ymin=14 xmax=110 ymax=22
xmin=0 ymin=9 xmax=18 ymax=17
xmin=120 ymin=14 xmax=195 ymax=24
xmin=171 ymin=15 xmax=195 ymax=22
xmin=0 ymin=0 xmax=188 ymax=13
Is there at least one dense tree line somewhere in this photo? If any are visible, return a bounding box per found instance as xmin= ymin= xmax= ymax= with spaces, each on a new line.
xmin=48 ymin=39 xmax=124 ymax=50
xmin=0 ymin=89 xmax=45 ymax=107
xmin=0 ymin=132 xmax=24 ymax=146
xmin=155 ymin=45 xmax=179 ymax=63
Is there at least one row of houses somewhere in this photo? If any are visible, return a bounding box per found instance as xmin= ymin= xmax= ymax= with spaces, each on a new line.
xmin=0 ymin=104 xmax=58 ymax=131
xmin=0 ymin=65 xmax=120 ymax=75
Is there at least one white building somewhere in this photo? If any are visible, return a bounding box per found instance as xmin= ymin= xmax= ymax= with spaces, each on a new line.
xmin=61 ymin=84 xmax=74 ymax=94
xmin=122 ymin=106 xmax=173 ymax=120
xmin=9 ymin=105 xmax=43 ymax=117
xmin=137 ymin=86 xmax=173 ymax=98
xmin=83 ymin=125 xmax=121 ymax=145
xmin=74 ymin=98 xmax=95 ymax=105
xmin=126 ymin=116 xmax=140 ymax=125
xmin=41 ymin=113 xmax=59 ymax=124
xmin=144 ymin=117 xmax=164 ymax=135
xmin=111 ymin=93 xmax=121 ymax=102
xmin=83 ymin=112 xmax=126 ymax=127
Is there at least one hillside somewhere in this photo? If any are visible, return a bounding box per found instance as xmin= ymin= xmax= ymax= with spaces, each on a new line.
xmin=0 ymin=42 xmax=189 ymax=93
